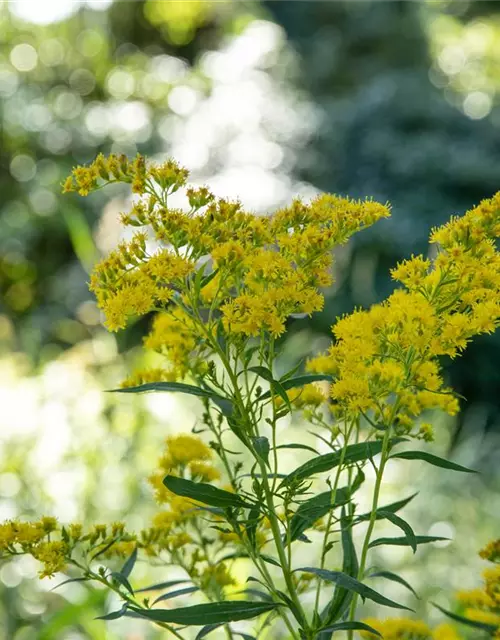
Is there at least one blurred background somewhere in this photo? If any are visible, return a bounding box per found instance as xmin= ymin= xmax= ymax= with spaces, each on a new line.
xmin=0 ymin=0 xmax=499 ymax=638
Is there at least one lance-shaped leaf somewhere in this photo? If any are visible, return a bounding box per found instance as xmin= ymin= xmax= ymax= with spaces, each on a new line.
xmin=289 ymin=486 xmax=352 ymax=542
xmin=136 ymin=579 xmax=192 ymax=593
xmin=153 ymin=586 xmax=200 ymax=605
xmin=111 ymin=381 xmax=227 ymax=407
xmin=432 ymin=603 xmax=499 ymax=633
xmin=390 ymin=450 xmax=476 ymax=473
xmin=325 ymin=509 xmax=359 ymax=626
xmin=357 ymin=492 xmax=418 ymax=522
xmin=96 ymin=603 xmax=129 ymax=621
xmin=128 ymin=601 xmax=279 ymax=625
xmin=260 ymin=374 xmax=334 ymax=400
xmin=320 ymin=622 xmax=382 ymax=637
xmin=282 ymin=439 xmax=406 ymax=488
xmin=376 ymin=511 xmax=417 ymax=553
xmin=367 ymin=570 xmax=419 ymax=599
xmin=369 ymin=535 xmax=448 ymax=549
xmin=163 ymin=476 xmax=253 ymax=509
xmin=295 ymin=568 xmax=412 ymax=611
xmin=120 ymin=546 xmax=137 ymax=579
xmin=276 ymin=443 xmax=320 ymax=455
xmin=196 ymin=624 xmax=224 ymax=639
xmin=249 ymin=366 xmax=291 ymax=410
xmin=111 ymin=571 xmax=134 ymax=595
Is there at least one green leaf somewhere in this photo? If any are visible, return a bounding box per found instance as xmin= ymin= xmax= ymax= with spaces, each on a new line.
xmin=375 ymin=492 xmax=419 ymax=516
xmin=278 ymin=359 xmax=304 ymax=382
xmin=209 ymin=395 xmax=234 ymax=418
xmin=289 ymin=486 xmax=351 ymax=542
xmin=96 ymin=603 xmax=128 ymax=621
xmin=51 ymin=577 xmax=88 ymax=591
xmin=295 ymin=568 xmax=412 ymax=611
xmin=112 ymin=381 xmax=217 ymax=399
xmin=164 ymin=475 xmax=252 ymax=509
xmin=432 ymin=602 xmax=499 ymax=633
xmin=252 ymin=437 xmax=270 ymax=467
xmin=325 ymin=509 xmax=359 ymax=624
xmin=198 ymin=267 xmax=219 ymax=295
xmin=260 ymin=374 xmax=334 ymax=399
xmin=248 ymin=366 xmax=275 ymax=382
xmin=367 ymin=571 xmax=419 ymax=599
xmin=111 ymin=572 xmax=134 ymax=595
xmin=136 ymin=579 xmax=191 ymax=593
xmin=282 ymin=439 xmax=406 ymax=487
xmin=369 ymin=535 xmax=448 ymax=549
xmin=128 ymin=601 xmax=279 ymax=625
xmin=276 ymin=443 xmax=320 ymax=455
xmin=249 ymin=366 xmax=292 ymax=410
xmin=239 ymin=588 xmax=273 ymax=603
xmin=120 ymin=546 xmax=137 ymax=579
xmin=260 ymin=554 xmax=281 ymax=568
xmin=390 ymin=450 xmax=476 ymax=473
xmin=153 ymin=586 xmax=199 ymax=605
xmin=357 ymin=492 xmax=419 ymax=523
xmin=196 ymin=624 xmax=224 ymax=639
xmin=377 ymin=511 xmax=417 ymax=553
xmin=320 ymin=621 xmax=382 ymax=637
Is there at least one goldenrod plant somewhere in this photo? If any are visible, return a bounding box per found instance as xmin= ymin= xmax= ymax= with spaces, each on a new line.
xmin=2 ymin=154 xmax=500 ymax=639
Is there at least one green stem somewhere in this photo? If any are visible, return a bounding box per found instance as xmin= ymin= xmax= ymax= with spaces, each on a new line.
xmin=258 ymin=459 xmax=309 ymax=632
xmin=312 ymin=419 xmax=355 ymax=618
xmin=346 ymin=427 xmax=392 ymax=639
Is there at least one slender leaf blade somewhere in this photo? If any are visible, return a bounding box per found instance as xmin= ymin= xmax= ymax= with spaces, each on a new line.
xmin=367 ymin=571 xmax=419 ymax=599
xmin=153 ymin=586 xmax=200 ymax=605
xmin=128 ymin=601 xmax=278 ymax=625
xmin=433 ymin=603 xmax=499 ymax=633
xmin=320 ymin=622 xmax=382 ymax=637
xmin=163 ymin=475 xmax=252 ymax=509
xmin=96 ymin=603 xmax=128 ymax=621
xmin=289 ymin=486 xmax=351 ymax=542
xmin=295 ymin=568 xmax=412 ymax=611
xmin=260 ymin=374 xmax=334 ymax=399
xmin=391 ymin=451 xmax=476 ymax=474
xmin=136 ymin=579 xmax=191 ymax=593
xmin=120 ymin=546 xmax=137 ymax=579
xmin=369 ymin=535 xmax=448 ymax=549
xmin=111 ymin=381 xmax=215 ymax=397
xmin=377 ymin=511 xmax=417 ymax=553
xmin=282 ymin=439 xmax=406 ymax=487
xmin=196 ymin=624 xmax=224 ymax=639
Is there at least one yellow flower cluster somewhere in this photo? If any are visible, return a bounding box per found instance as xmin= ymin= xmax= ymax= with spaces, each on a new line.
xmin=148 ymin=433 xmax=219 ymax=504
xmin=456 ymin=558 xmax=500 ymax=631
xmin=360 ymin=618 xmax=459 ymax=639
xmin=274 ymin=383 xmax=328 ymax=411
xmin=65 ymin=155 xmax=389 ymax=378
xmin=0 ymin=517 xmax=65 ymax=578
xmin=308 ymin=192 xmax=500 ymax=430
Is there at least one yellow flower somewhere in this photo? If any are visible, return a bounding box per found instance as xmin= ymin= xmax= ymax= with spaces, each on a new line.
xmin=32 ymin=541 xmax=68 ymax=578
xmin=361 ymin=618 xmax=432 ymax=639
xmin=432 ymin=623 xmax=463 ymax=640
xmin=163 ymin=434 xmax=213 ymax=467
